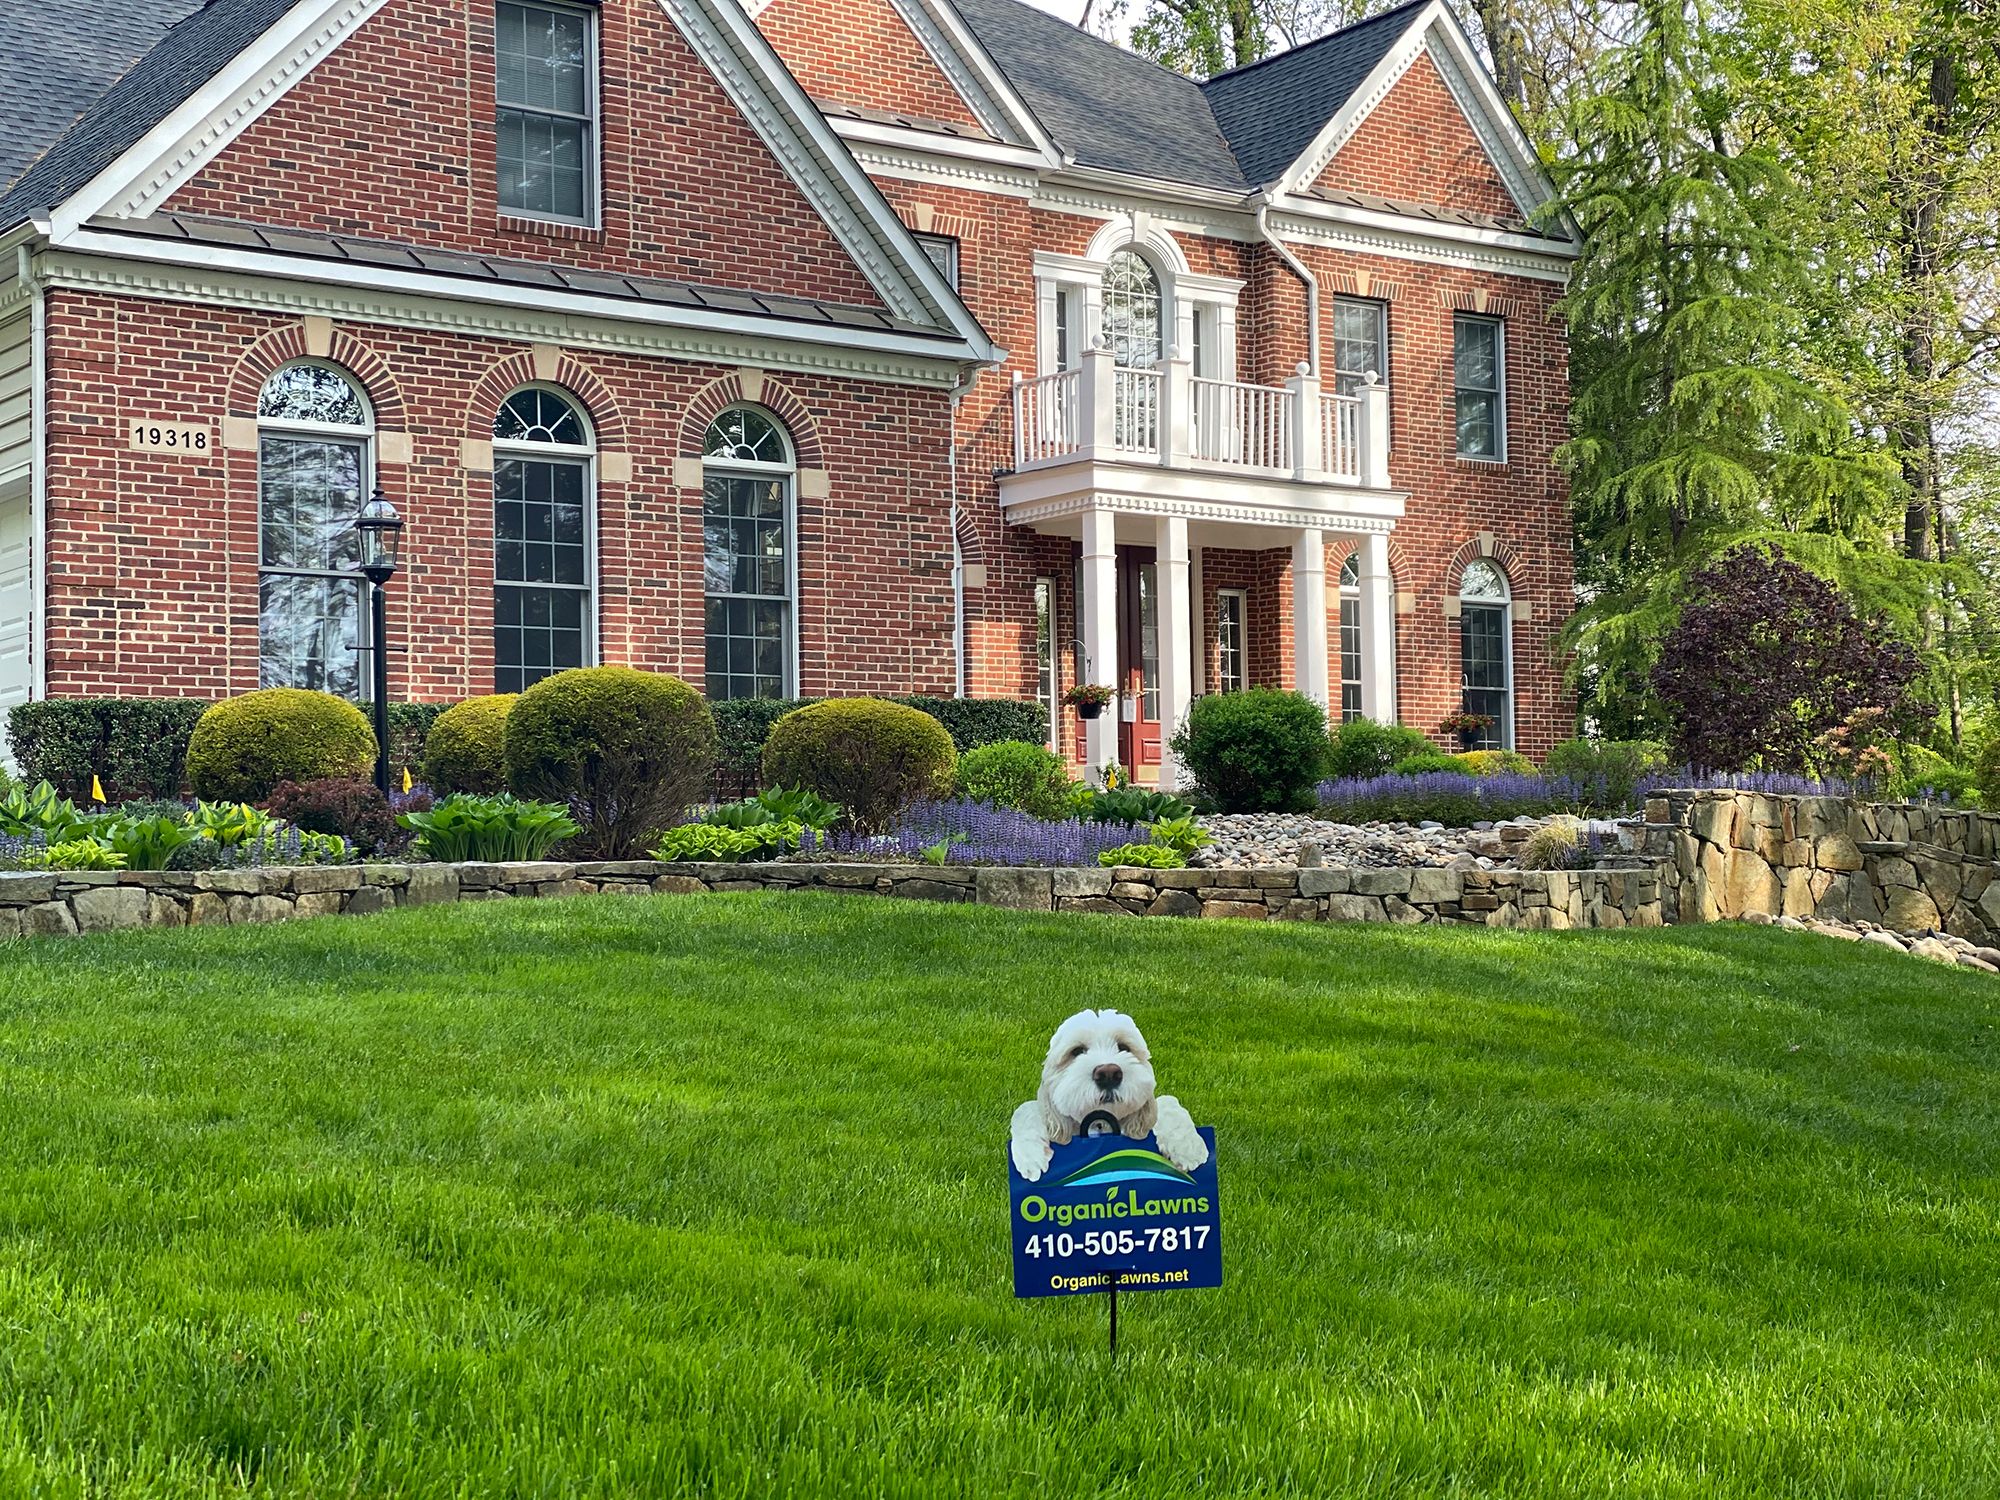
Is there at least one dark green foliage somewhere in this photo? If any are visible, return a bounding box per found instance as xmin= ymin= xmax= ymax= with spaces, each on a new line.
xmin=266 ymin=778 xmax=398 ymax=853
xmin=5 ymin=698 xmax=212 ymax=801
xmin=184 ymin=690 xmax=379 ymax=804
xmin=1170 ymin=688 xmax=1332 ymax=813
xmin=711 ymin=696 xmax=1046 ymax=794
xmin=1976 ymin=737 xmax=2000 ymax=808
xmin=1082 ymin=787 xmax=1192 ymax=825
xmin=397 ymin=793 xmax=581 ymax=862
xmin=761 ymin=699 xmax=956 ymax=833
xmin=1545 ymin=739 xmax=1670 ymax=809
xmin=423 ymin=695 xmax=516 ymax=794
xmin=505 ymin=667 xmax=718 ymax=859
xmin=384 ymin=703 xmax=453 ymax=777
xmin=1327 ymin=718 xmax=1436 ymax=779
xmin=956 ymin=741 xmax=1073 ymax=819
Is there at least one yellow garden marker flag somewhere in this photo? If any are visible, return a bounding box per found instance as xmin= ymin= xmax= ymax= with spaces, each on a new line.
xmin=401 ymin=766 xmax=413 ymax=794
xmin=90 ymin=774 xmax=107 ymax=804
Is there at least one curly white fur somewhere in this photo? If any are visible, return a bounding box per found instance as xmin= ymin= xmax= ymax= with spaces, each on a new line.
xmin=1009 ymin=1008 xmax=1208 ymax=1182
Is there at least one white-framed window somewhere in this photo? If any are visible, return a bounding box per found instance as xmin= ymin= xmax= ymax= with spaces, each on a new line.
xmin=1214 ymin=588 xmax=1246 ymax=694
xmin=258 ymin=362 xmax=371 ymax=699
xmin=1338 ymin=554 xmax=1363 ymax=723
xmin=496 ymin=0 xmax=598 ymax=224
xmin=1034 ymin=575 xmax=1057 ymax=749
xmin=1453 ymin=314 xmax=1505 ymax=459
xmin=914 ymin=233 xmax=960 ymax=290
xmin=1331 ymin=298 xmax=1387 ymax=398
xmin=493 ymin=386 xmax=594 ymax=692
xmin=703 ymin=406 xmax=795 ymax=700
xmin=1459 ymin=558 xmax=1512 ymax=748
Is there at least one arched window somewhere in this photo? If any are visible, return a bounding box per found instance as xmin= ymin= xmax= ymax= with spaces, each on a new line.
xmin=1101 ymin=249 xmax=1163 ymax=371
xmin=1339 ymin=554 xmax=1363 ymax=723
xmin=1459 ymin=558 xmax=1512 ymax=749
xmin=702 ymin=406 xmax=794 ymax=700
xmin=258 ymin=362 xmax=372 ymax=698
xmin=493 ymin=386 xmax=594 ymax=692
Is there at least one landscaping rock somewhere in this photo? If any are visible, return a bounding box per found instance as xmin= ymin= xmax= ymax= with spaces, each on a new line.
xmin=975 ymin=867 xmax=1053 ymax=911
xmin=72 ymin=886 xmax=150 ymax=933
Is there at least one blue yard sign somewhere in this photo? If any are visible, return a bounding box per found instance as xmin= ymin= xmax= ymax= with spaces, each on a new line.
xmin=1009 ymin=1127 xmax=1221 ymax=1299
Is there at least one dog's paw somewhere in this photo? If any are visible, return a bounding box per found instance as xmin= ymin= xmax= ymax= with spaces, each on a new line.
xmin=1011 ymin=1137 xmax=1052 ymax=1181
xmin=1154 ymin=1103 xmax=1208 ymax=1173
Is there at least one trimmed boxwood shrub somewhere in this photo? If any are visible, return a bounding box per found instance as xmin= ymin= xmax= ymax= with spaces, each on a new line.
xmin=1170 ymin=688 xmax=1332 ymax=813
xmin=763 ymin=698 xmax=955 ymax=832
xmin=184 ymin=690 xmax=378 ymax=803
xmin=1326 ymin=717 xmax=1435 ymax=779
xmin=423 ymin=694 xmax=517 ymax=794
xmin=6 ymin=697 xmax=213 ymax=801
xmin=956 ymin=740 xmax=1073 ymax=819
xmin=711 ymin=695 xmax=1046 ymax=794
xmin=505 ymin=666 xmax=717 ymax=858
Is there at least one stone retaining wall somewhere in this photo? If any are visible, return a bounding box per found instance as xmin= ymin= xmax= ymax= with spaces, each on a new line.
xmin=1638 ymin=791 xmax=2000 ymax=941
xmin=0 ymin=857 xmax=1666 ymax=938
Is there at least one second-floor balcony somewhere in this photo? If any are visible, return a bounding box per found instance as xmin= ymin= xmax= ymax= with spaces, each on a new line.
xmin=1010 ymin=344 xmax=1392 ymax=490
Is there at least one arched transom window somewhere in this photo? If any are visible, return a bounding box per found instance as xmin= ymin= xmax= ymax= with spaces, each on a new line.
xmin=1458 ymin=558 xmax=1512 ymax=749
xmin=258 ymin=362 xmax=372 ymax=698
xmin=492 ymin=386 xmax=594 ymax=692
xmin=702 ymin=406 xmax=795 ymax=701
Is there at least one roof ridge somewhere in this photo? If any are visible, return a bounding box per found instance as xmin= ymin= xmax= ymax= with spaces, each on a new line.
xmin=1197 ymin=0 xmax=1432 ymax=89
xmin=959 ymin=0 xmax=1226 ymax=93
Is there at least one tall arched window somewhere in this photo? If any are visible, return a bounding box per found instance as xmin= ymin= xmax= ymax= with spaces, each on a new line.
xmin=1101 ymin=249 xmax=1164 ymax=370
xmin=1459 ymin=558 xmax=1512 ymax=749
xmin=258 ymin=363 xmax=371 ymax=698
xmin=703 ymin=406 xmax=794 ymax=700
xmin=493 ymin=386 xmax=594 ymax=692
xmin=1339 ymin=554 xmax=1363 ymax=723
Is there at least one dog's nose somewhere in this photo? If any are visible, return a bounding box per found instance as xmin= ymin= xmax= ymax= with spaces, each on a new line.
xmin=1093 ymin=1064 xmax=1123 ymax=1091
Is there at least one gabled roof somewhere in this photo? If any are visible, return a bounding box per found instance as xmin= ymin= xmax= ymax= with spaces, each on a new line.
xmin=0 ymin=0 xmax=209 ymax=197
xmin=0 ymin=0 xmax=290 ymax=231
xmin=1199 ymin=0 xmax=1428 ymax=187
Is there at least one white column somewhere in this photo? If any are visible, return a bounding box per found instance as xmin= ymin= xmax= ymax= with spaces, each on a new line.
xmin=1189 ymin=546 xmax=1207 ymax=696
xmin=1360 ymin=374 xmax=1391 ymax=489
xmin=1358 ymin=529 xmax=1396 ymax=722
xmin=1078 ymin=341 xmax=1116 ymax=456
xmin=1081 ymin=505 xmax=1119 ymax=782
xmin=1292 ymin=528 xmax=1330 ymax=711
xmin=1287 ymin=361 xmax=1321 ymax=481
xmin=1155 ymin=514 xmax=1192 ymax=791
xmin=1160 ymin=347 xmax=1193 ymax=469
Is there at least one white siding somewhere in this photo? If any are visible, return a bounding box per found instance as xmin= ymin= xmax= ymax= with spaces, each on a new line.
xmin=0 ymin=305 xmax=28 ymax=491
xmin=0 ymin=303 xmax=33 ymax=762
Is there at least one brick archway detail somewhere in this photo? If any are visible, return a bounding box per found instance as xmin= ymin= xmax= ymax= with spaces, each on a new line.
xmin=226 ymin=323 xmax=408 ymax=429
xmin=464 ymin=351 xmax=630 ymax=451
xmin=677 ymin=372 xmax=827 ymax=467
xmin=1446 ymin=533 xmax=1527 ymax=591
xmin=1325 ymin=534 xmax=1415 ymax=587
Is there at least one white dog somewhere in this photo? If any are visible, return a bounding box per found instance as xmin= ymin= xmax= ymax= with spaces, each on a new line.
xmin=1009 ymin=1008 xmax=1208 ymax=1182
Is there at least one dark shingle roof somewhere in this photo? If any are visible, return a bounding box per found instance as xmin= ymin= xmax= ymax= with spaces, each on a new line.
xmin=948 ymin=0 xmax=1251 ymax=190
xmin=0 ymin=0 xmax=298 ymax=232
xmin=1199 ymin=0 xmax=1428 ymax=186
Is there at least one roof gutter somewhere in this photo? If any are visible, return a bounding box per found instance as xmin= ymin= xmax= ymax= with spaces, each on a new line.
xmin=1254 ymin=196 xmax=1319 ymax=375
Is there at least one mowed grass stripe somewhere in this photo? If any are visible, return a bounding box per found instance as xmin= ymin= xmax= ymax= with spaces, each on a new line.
xmin=0 ymin=892 xmax=1993 ymax=1497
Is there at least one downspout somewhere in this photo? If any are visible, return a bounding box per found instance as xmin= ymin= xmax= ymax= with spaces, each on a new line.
xmin=1254 ymin=198 xmax=1319 ymax=375
xmin=17 ymin=238 xmax=47 ymax=701
xmin=947 ymin=364 xmax=977 ymax=698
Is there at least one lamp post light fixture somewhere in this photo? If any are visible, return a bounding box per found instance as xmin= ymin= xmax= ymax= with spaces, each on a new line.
xmin=354 ymin=487 xmax=405 ymax=797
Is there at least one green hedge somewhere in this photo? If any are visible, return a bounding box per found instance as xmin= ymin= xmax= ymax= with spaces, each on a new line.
xmin=6 ymin=696 xmax=453 ymax=802
xmin=712 ymin=695 xmax=1046 ymax=795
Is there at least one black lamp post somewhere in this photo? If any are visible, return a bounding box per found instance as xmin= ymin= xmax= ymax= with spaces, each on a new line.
xmin=354 ymin=487 xmax=404 ymax=797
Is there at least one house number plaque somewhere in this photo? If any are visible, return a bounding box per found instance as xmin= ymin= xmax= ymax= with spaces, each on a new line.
xmin=128 ymin=420 xmax=215 ymax=455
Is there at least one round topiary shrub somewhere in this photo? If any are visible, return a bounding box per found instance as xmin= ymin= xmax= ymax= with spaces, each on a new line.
xmin=1169 ymin=688 xmax=1332 ymax=813
xmin=763 ymin=698 xmax=955 ymax=832
xmin=423 ymin=694 xmax=517 ymax=794
xmin=504 ymin=667 xmax=717 ymax=859
xmin=185 ymin=689 xmax=377 ymax=804
xmin=956 ymin=739 xmax=1074 ymax=820
xmin=1327 ymin=716 xmax=1435 ymax=779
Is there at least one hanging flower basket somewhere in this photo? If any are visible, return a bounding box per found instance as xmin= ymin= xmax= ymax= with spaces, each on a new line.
xmin=1064 ymin=684 xmax=1114 ymax=721
xmin=1440 ymin=710 xmax=1496 ymax=748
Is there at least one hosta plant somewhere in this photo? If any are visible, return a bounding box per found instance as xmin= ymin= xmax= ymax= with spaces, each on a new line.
xmin=1145 ymin=815 xmax=1211 ymax=857
xmin=1096 ymin=841 xmax=1186 ymax=869
xmin=96 ymin=814 xmax=202 ymax=871
xmin=651 ymin=821 xmax=804 ymax=862
xmin=0 ymin=782 xmax=97 ymax=845
xmin=1083 ymin=788 xmax=1193 ymax=825
xmin=33 ymin=840 xmax=128 ymax=872
xmin=701 ymin=787 xmax=842 ymax=832
xmin=397 ymin=794 xmax=580 ymax=863
xmin=188 ymin=801 xmax=279 ymax=849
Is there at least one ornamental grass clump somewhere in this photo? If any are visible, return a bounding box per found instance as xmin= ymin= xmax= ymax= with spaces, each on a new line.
xmin=184 ymin=689 xmax=378 ymax=803
xmin=762 ymin=698 xmax=955 ymax=833
xmin=505 ymin=667 xmax=717 ymax=859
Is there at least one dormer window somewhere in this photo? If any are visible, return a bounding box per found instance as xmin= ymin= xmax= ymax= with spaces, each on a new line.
xmin=496 ymin=0 xmax=598 ymax=224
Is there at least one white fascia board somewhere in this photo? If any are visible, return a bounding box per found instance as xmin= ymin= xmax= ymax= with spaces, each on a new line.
xmin=1419 ymin=14 xmax=1574 ymax=236
xmin=893 ymin=0 xmax=1064 ymax=162
xmin=845 ymin=142 xmax=1041 ymax=199
xmin=1274 ymin=199 xmax=1578 ymax=274
xmin=50 ymin=229 xmax=987 ymax=374
xmin=53 ymin=0 xmax=395 ymax=236
xmin=827 ymin=117 xmax=1048 ymax=172
xmin=1276 ymin=1 xmax=1437 ymax=198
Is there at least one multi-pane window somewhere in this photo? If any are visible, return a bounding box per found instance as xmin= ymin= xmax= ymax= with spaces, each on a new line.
xmin=258 ymin=364 xmax=370 ymax=699
xmin=1135 ymin=562 xmax=1158 ymax=720
xmin=1215 ymin=590 xmax=1246 ymax=694
xmin=1339 ymin=554 xmax=1362 ymax=723
xmin=1102 ymin=250 xmax=1163 ymax=370
xmin=1034 ymin=576 xmax=1057 ymax=749
xmin=1459 ymin=558 xmax=1512 ymax=748
xmin=493 ymin=388 xmax=593 ymax=693
xmin=1331 ymin=299 xmax=1387 ymax=398
xmin=1453 ymin=315 xmax=1504 ymax=458
xmin=703 ymin=407 xmax=793 ymax=701
xmin=496 ymin=0 xmax=596 ymax=223
xmin=915 ymin=233 xmax=960 ymax=290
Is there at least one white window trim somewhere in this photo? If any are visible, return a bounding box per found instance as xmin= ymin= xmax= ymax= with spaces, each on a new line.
xmin=702 ymin=408 xmax=799 ymax=699
xmin=1031 ymin=242 xmax=1242 ymax=377
xmin=492 ymin=385 xmax=600 ymax=689
xmin=1215 ymin=587 xmax=1247 ymax=693
xmin=495 ymin=0 xmax=603 ymax=229
xmin=1453 ymin=313 xmax=1507 ymax=462
xmin=1033 ymin=573 xmax=1058 ymax=750
xmin=1458 ymin=561 xmax=1514 ymax=750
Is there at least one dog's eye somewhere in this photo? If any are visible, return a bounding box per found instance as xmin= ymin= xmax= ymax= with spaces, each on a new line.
xmin=1065 ymin=1045 xmax=1087 ymax=1061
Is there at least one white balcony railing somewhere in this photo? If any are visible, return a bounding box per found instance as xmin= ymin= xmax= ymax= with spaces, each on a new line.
xmin=1012 ymin=347 xmax=1389 ymax=487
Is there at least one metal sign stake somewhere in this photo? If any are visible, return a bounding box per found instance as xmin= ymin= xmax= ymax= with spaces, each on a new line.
xmin=1108 ymin=1271 xmax=1122 ymax=1358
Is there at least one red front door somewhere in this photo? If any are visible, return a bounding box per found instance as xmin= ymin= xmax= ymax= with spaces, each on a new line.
xmin=1116 ymin=549 xmax=1160 ymax=779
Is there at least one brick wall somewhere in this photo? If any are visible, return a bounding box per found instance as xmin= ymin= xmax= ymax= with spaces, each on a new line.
xmin=1313 ymin=51 xmax=1521 ymax=220
xmin=757 ymin=0 xmax=984 ymax=127
xmin=40 ymin=295 xmax=957 ymax=702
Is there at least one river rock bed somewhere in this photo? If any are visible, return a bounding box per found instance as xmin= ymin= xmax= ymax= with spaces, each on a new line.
xmin=1191 ymin=813 xmax=1633 ymax=870
xmin=1743 ymin=911 xmax=2000 ymax=973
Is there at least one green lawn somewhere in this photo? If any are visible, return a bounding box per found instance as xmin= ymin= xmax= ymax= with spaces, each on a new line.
xmin=0 ymin=893 xmax=1995 ymax=1498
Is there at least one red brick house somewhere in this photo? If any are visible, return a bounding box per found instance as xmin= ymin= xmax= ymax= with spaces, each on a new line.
xmin=0 ymin=0 xmax=1577 ymax=786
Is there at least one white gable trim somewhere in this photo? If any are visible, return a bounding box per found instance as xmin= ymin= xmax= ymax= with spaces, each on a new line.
xmin=1274 ymin=1 xmax=1563 ymax=229
xmin=52 ymin=0 xmax=393 ymax=236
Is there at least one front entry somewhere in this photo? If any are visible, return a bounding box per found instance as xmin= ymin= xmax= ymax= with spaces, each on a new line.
xmin=1116 ymin=548 xmax=1160 ymax=780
